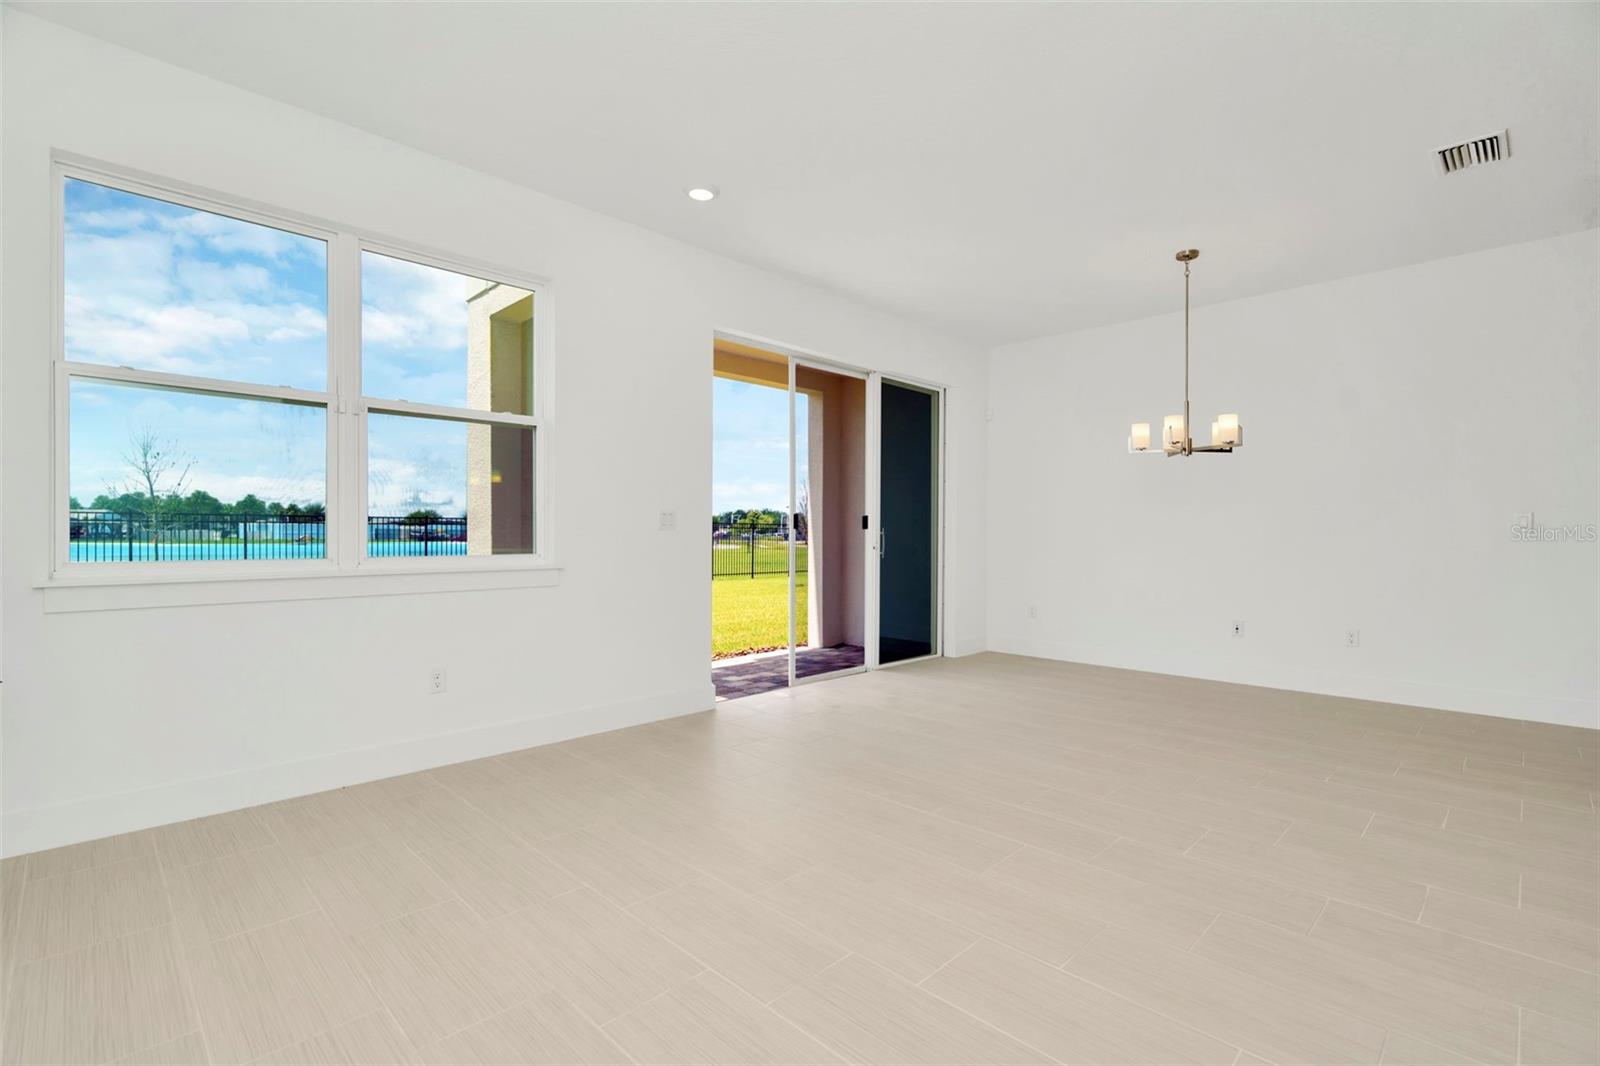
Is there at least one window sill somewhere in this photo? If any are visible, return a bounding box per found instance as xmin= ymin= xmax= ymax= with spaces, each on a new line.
xmin=37 ymin=562 xmax=563 ymax=614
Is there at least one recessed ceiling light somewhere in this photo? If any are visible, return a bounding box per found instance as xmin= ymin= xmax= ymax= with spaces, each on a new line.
xmin=686 ymin=186 xmax=719 ymax=202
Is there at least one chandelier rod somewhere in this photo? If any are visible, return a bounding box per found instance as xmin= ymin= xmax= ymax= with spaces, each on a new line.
xmin=1183 ymin=255 xmax=1191 ymax=455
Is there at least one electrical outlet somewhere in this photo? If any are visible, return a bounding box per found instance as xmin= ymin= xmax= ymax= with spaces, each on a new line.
xmin=429 ymin=668 xmax=447 ymax=694
xmin=1027 ymin=604 xmax=1038 ymax=618
xmin=658 ymin=509 xmax=677 ymax=531
xmin=1345 ymin=629 xmax=1361 ymax=648
xmin=1232 ymin=620 xmax=1243 ymax=638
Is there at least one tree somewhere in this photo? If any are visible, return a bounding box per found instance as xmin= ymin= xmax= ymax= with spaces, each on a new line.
xmin=119 ymin=427 xmax=193 ymax=554
xmin=404 ymin=508 xmax=442 ymax=524
xmin=183 ymin=489 xmax=224 ymax=513
xmin=302 ymin=501 xmax=326 ymax=517
xmin=232 ymin=494 xmax=266 ymax=515
xmin=70 ymin=496 xmax=83 ymax=510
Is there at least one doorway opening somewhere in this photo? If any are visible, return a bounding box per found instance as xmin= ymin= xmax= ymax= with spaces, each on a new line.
xmin=712 ymin=339 xmax=866 ymax=700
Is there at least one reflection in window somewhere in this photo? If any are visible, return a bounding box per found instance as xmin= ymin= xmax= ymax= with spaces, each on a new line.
xmin=361 ymin=251 xmax=533 ymax=414
xmin=68 ymin=379 xmax=326 ymax=562
xmin=63 ymin=178 xmax=328 ymax=390
xmin=367 ymin=413 xmax=533 ymax=557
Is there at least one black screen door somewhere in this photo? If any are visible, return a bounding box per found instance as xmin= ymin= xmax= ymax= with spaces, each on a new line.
xmin=877 ymin=380 xmax=938 ymax=664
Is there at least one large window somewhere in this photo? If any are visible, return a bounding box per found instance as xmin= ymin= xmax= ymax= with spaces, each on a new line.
xmin=57 ymin=165 xmax=548 ymax=575
xmin=361 ymin=253 xmax=537 ymax=557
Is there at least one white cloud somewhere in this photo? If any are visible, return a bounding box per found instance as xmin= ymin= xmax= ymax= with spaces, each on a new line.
xmin=66 ymin=296 xmax=250 ymax=371
xmin=162 ymin=211 xmax=317 ymax=262
xmin=64 ymin=220 xmax=326 ymax=380
xmin=68 ymin=208 xmax=155 ymax=231
xmin=264 ymin=306 xmax=327 ymax=342
xmin=360 ymin=253 xmax=474 ymax=351
xmin=66 ymin=230 xmax=176 ymax=308
xmin=175 ymin=259 xmax=276 ymax=301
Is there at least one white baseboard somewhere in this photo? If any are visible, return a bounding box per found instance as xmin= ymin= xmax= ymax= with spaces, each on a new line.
xmin=988 ymin=636 xmax=1598 ymax=731
xmin=2 ymin=683 xmax=716 ymax=858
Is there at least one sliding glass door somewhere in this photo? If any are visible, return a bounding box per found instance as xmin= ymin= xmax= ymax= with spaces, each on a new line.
xmin=875 ymin=378 xmax=941 ymax=665
xmin=788 ymin=358 xmax=869 ymax=686
xmin=711 ymin=336 xmax=938 ymax=699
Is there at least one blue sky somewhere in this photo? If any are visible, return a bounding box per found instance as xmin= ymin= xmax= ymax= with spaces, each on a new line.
xmin=65 ymin=179 xmax=507 ymax=515
xmin=712 ymin=377 xmax=806 ymax=515
xmin=67 ymin=178 xmax=807 ymax=519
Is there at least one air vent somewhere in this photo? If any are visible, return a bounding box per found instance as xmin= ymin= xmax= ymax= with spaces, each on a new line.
xmin=1436 ymin=129 xmax=1509 ymax=174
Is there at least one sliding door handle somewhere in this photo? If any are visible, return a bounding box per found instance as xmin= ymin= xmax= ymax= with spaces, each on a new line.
xmin=878 ymin=528 xmax=886 ymax=557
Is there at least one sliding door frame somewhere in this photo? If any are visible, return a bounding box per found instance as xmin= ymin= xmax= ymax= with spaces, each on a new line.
xmin=788 ymin=354 xmax=870 ymax=688
xmin=710 ymin=329 xmax=945 ymax=689
xmin=867 ymin=372 xmax=947 ymax=671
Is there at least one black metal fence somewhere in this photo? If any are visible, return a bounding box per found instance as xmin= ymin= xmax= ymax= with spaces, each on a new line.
xmin=68 ymin=510 xmax=468 ymax=561
xmin=711 ymin=517 xmax=807 ymax=578
xmin=366 ymin=515 xmax=469 ymax=556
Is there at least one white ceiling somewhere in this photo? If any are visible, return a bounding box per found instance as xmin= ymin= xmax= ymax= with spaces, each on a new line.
xmin=18 ymin=2 xmax=1598 ymax=345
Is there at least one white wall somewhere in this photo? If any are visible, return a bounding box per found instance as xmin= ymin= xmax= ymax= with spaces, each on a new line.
xmin=987 ymin=230 xmax=1599 ymax=729
xmin=0 ymin=12 xmax=988 ymax=855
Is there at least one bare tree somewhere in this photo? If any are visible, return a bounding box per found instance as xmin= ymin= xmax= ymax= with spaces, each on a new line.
xmin=122 ymin=426 xmax=194 ymax=555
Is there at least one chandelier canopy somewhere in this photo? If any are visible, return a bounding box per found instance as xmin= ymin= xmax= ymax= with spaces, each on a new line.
xmin=1128 ymin=249 xmax=1242 ymax=457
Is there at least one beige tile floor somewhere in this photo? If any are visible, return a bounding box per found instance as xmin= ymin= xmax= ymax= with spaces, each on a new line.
xmin=2 ymin=653 xmax=1597 ymax=1065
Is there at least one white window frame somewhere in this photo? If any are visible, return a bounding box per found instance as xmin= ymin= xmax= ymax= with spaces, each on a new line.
xmin=352 ymin=240 xmax=552 ymax=574
xmin=48 ymin=156 xmax=556 ymax=589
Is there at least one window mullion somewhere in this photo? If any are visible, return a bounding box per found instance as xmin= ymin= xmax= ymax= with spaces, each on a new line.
xmin=330 ymin=231 xmax=364 ymax=571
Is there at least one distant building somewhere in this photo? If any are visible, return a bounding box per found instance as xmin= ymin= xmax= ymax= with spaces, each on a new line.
xmin=464 ymin=278 xmax=535 ymax=555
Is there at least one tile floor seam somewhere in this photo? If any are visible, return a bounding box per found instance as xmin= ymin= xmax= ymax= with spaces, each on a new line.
xmin=742 ymin=991 xmax=859 ymax=1066
xmin=18 ymin=849 xmax=158 ymax=888
xmin=420 ymin=982 xmax=644 ymax=1065
xmin=595 ymin=978 xmax=687 ymax=1032
xmin=10 ymin=915 xmax=182 ymax=971
xmin=775 ymin=949 xmax=857 ymax=997
xmin=1187 ymin=911 xmax=1225 ymax=953
xmin=631 ymin=878 xmax=855 ymax=1009
xmin=1306 ymin=897 xmax=1334 ymax=937
xmin=910 ymin=934 xmax=985 ymax=989
xmin=1410 ymin=911 xmax=1600 ymax=978
xmin=1198 ymin=927 xmax=1474 ymax=1062
xmin=375 ymin=1001 xmax=422 ymax=1063
xmin=753 ymin=966 xmax=876 ymax=1066
xmin=162 ymin=894 xmax=211 ymax=1064
xmin=846 ymin=950 xmax=1068 ymax=1066
xmin=1053 ymin=944 xmax=1291 ymax=1064
xmin=1181 ymin=828 xmax=1212 ymax=857
xmin=598 ymin=961 xmax=831 ymax=1065
xmin=98 ymin=1028 xmax=194 ymax=1066
xmin=154 ymin=837 xmax=282 ymax=873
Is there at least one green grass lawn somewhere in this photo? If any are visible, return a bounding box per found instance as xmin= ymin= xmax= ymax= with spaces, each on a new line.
xmin=712 ymin=571 xmax=807 ymax=656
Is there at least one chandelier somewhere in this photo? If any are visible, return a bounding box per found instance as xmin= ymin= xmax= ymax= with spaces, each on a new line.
xmin=1128 ymin=249 xmax=1242 ymax=456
